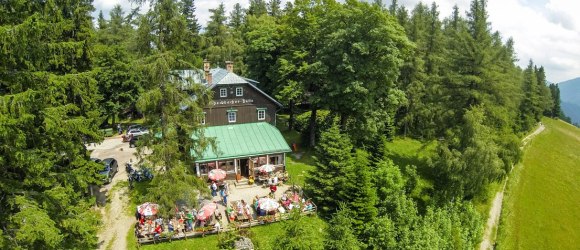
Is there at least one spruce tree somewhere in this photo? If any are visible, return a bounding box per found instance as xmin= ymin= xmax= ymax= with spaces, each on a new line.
xmin=325 ymin=207 xmax=365 ymax=250
xmin=228 ymin=3 xmax=245 ymax=30
xmin=131 ymin=0 xmax=213 ymax=216
xmin=181 ymin=0 xmax=200 ymax=35
xmin=0 ymin=0 xmax=101 ymax=248
xmin=306 ymin=125 xmax=352 ymax=217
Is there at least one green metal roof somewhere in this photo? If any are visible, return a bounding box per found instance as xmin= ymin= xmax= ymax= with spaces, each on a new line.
xmin=192 ymin=122 xmax=291 ymax=162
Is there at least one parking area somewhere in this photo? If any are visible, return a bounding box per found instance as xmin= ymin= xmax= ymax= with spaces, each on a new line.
xmin=87 ymin=136 xmax=137 ymax=203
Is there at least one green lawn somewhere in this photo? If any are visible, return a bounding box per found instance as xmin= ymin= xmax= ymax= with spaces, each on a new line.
xmin=497 ymin=118 xmax=580 ymax=249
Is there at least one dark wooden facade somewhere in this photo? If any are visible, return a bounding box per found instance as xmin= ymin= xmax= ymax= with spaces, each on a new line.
xmin=203 ymin=83 xmax=279 ymax=126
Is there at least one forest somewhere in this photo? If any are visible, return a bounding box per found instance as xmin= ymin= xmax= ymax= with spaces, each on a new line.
xmin=0 ymin=0 xmax=566 ymax=249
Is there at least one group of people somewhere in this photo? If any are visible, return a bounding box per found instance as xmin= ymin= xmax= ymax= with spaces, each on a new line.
xmin=135 ymin=215 xmax=168 ymax=240
xmin=210 ymin=181 xmax=230 ymax=206
xmin=135 ymin=205 xmax=223 ymax=241
xmin=226 ymin=200 xmax=253 ymax=222
xmin=280 ymin=192 xmax=315 ymax=212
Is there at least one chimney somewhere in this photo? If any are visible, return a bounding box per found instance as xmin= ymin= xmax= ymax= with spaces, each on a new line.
xmin=203 ymin=59 xmax=212 ymax=84
xmin=226 ymin=61 xmax=234 ymax=73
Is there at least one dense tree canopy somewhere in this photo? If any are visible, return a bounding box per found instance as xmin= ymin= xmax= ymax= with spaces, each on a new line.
xmin=0 ymin=0 xmax=102 ymax=248
xmin=0 ymin=0 xmax=564 ymax=248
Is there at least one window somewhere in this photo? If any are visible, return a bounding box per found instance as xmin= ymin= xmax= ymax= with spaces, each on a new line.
xmin=220 ymin=88 xmax=227 ymax=97
xmin=257 ymin=109 xmax=266 ymax=120
xmin=201 ymin=112 xmax=206 ymax=125
xmin=228 ymin=111 xmax=236 ymax=123
xmin=236 ymin=87 xmax=243 ymax=96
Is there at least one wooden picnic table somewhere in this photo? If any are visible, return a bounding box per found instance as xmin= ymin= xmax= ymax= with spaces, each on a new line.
xmin=226 ymin=200 xmax=253 ymax=223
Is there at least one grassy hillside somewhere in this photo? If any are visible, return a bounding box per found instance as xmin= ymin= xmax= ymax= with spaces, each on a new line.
xmin=497 ymin=118 xmax=580 ymax=249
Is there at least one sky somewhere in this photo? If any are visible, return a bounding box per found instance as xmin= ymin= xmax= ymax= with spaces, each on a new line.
xmin=93 ymin=0 xmax=580 ymax=83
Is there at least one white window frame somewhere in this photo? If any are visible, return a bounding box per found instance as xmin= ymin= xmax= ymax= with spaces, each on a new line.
xmin=220 ymin=88 xmax=227 ymax=97
xmin=257 ymin=109 xmax=266 ymax=120
xmin=235 ymin=87 xmax=243 ymax=97
xmin=228 ymin=111 xmax=237 ymax=123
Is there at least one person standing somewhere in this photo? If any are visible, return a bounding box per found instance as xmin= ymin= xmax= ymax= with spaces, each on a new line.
xmin=186 ymin=210 xmax=193 ymax=231
xmin=221 ymin=188 xmax=228 ymax=206
xmin=211 ymin=181 xmax=218 ymax=197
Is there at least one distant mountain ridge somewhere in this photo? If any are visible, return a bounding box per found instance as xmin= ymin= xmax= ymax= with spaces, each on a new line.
xmin=559 ymin=77 xmax=580 ymax=125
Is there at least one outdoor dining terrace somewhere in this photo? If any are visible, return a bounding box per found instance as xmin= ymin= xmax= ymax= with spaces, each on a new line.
xmin=134 ymin=184 xmax=316 ymax=246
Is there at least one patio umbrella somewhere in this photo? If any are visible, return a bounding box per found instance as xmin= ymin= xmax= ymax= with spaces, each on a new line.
xmin=137 ymin=202 xmax=159 ymax=216
xmin=258 ymin=198 xmax=280 ymax=212
xmin=197 ymin=202 xmax=218 ymax=221
xmin=208 ymin=169 xmax=227 ymax=181
xmin=258 ymin=164 xmax=275 ymax=173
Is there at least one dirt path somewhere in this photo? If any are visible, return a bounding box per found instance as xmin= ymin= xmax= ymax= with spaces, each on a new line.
xmin=90 ymin=137 xmax=137 ymax=250
xmin=479 ymin=123 xmax=545 ymax=250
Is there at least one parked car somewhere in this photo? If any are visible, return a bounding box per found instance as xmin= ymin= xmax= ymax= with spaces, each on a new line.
xmin=127 ymin=124 xmax=144 ymax=131
xmin=126 ymin=127 xmax=149 ymax=137
xmin=98 ymin=158 xmax=118 ymax=184
xmin=129 ymin=135 xmax=140 ymax=148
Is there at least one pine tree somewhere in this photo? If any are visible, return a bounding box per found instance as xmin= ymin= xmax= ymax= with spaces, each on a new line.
xmin=548 ymin=83 xmax=562 ymax=118
xmin=306 ymin=125 xmax=352 ymax=217
xmin=181 ymin=0 xmax=200 ymax=34
xmin=228 ymin=3 xmax=245 ymax=30
xmin=131 ymin=0 xmax=213 ymax=216
xmin=274 ymin=211 xmax=325 ymax=250
xmin=98 ymin=10 xmax=107 ymax=30
xmin=0 ymin=0 xmax=102 ymax=248
xmin=267 ymin=0 xmax=282 ymax=18
xmin=248 ymin=0 xmax=268 ymax=17
xmin=325 ymin=207 xmax=365 ymax=250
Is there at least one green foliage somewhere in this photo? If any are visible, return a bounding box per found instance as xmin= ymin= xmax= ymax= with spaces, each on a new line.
xmin=145 ymin=165 xmax=207 ymax=218
xmin=294 ymin=110 xmax=336 ymax=145
xmin=244 ymin=15 xmax=282 ymax=94
xmin=434 ymin=106 xmax=505 ymax=198
xmin=306 ymin=126 xmax=377 ymax=225
xmin=0 ymin=0 xmax=101 ymax=248
xmin=131 ymin=0 xmax=214 ymax=219
xmin=306 ymin=125 xmax=353 ymax=217
xmin=274 ymin=211 xmax=325 ymax=250
xmin=325 ymin=207 xmax=365 ymax=250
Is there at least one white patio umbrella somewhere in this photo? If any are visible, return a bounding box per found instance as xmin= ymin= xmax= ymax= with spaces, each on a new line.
xmin=258 ymin=198 xmax=280 ymax=212
xmin=137 ymin=202 xmax=159 ymax=216
xmin=258 ymin=164 xmax=276 ymax=173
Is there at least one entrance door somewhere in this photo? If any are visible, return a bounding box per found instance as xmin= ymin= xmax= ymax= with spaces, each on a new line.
xmin=240 ymin=159 xmax=249 ymax=177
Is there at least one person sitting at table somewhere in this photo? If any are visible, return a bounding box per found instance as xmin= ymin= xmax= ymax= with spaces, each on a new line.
xmin=215 ymin=210 xmax=222 ymax=221
xmin=303 ymin=200 xmax=314 ymax=211
xmin=226 ymin=205 xmax=236 ymax=221
xmin=243 ymin=200 xmax=252 ymax=218
xmin=177 ymin=215 xmax=185 ymax=234
xmin=154 ymin=223 xmax=163 ymax=240
xmin=168 ymin=219 xmax=174 ymax=232
xmin=236 ymin=201 xmax=244 ymax=215
xmin=282 ymin=199 xmax=291 ymax=208
xmin=269 ymin=184 xmax=277 ymax=198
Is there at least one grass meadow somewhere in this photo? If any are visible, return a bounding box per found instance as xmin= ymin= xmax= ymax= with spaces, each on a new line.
xmin=497 ymin=119 xmax=580 ymax=249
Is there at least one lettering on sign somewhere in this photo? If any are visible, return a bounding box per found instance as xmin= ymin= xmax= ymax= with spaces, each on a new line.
xmin=210 ymin=99 xmax=254 ymax=106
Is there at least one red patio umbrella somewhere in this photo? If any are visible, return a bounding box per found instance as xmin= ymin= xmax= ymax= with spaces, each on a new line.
xmin=197 ymin=202 xmax=218 ymax=221
xmin=137 ymin=202 xmax=159 ymax=216
xmin=208 ymin=169 xmax=227 ymax=181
